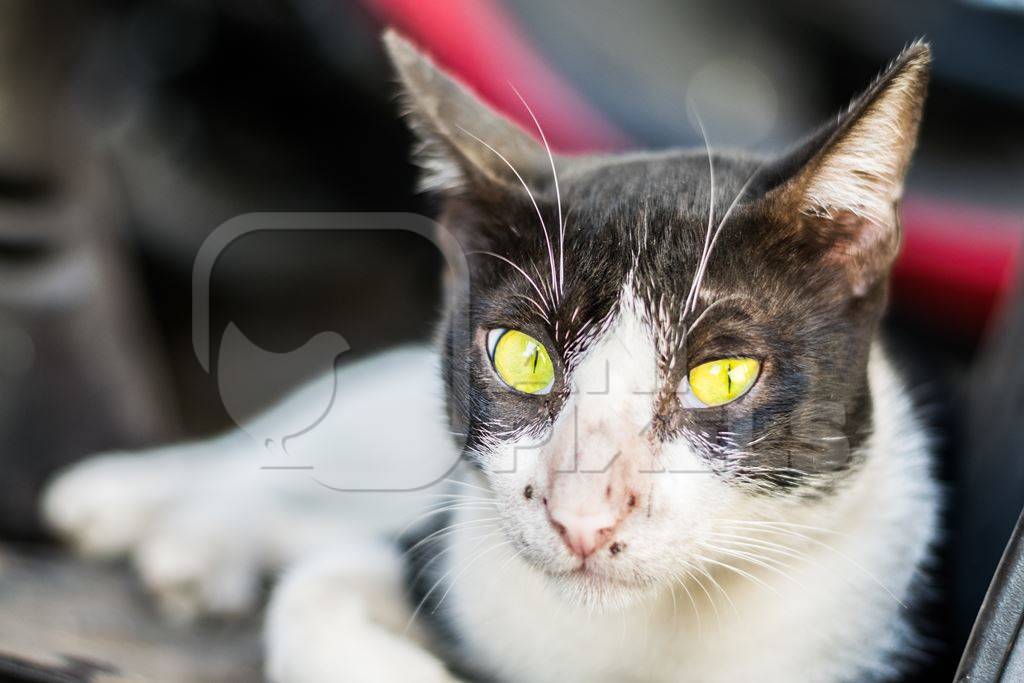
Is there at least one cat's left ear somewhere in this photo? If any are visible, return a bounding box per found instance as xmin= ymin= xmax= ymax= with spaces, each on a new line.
xmin=767 ymin=41 xmax=930 ymax=296
xmin=382 ymin=29 xmax=549 ymax=196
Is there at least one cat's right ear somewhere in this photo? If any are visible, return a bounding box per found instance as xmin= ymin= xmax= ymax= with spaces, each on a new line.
xmin=762 ymin=42 xmax=930 ymax=297
xmin=383 ymin=30 xmax=548 ymax=195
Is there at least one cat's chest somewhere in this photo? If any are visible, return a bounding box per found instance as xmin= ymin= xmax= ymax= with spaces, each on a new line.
xmin=424 ymin=502 xmax=916 ymax=683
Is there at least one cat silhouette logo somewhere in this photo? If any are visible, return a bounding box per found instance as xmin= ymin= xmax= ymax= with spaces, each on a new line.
xmin=216 ymin=322 xmax=349 ymax=454
xmin=191 ymin=212 xmax=469 ymax=490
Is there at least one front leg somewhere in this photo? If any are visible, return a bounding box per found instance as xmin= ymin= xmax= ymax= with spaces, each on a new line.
xmin=265 ymin=538 xmax=461 ymax=683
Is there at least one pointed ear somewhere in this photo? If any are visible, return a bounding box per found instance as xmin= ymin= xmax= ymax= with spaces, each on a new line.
xmin=768 ymin=41 xmax=930 ymax=296
xmin=382 ymin=29 xmax=548 ymax=195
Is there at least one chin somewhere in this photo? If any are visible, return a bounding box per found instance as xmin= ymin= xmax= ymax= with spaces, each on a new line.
xmin=545 ymin=564 xmax=659 ymax=612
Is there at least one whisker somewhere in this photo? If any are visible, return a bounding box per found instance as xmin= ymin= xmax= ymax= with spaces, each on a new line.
xmin=720 ymin=519 xmax=847 ymax=538
xmin=402 ymin=517 xmax=502 ymax=558
xmin=695 ymin=554 xmax=781 ymax=597
xmin=510 ymin=293 xmax=552 ymax=323
xmin=720 ymin=520 xmax=905 ymax=607
xmin=685 ymin=166 xmax=761 ymax=316
xmin=432 ymin=539 xmax=512 ymax=613
xmin=470 ymin=250 xmax=553 ymax=311
xmin=685 ymin=295 xmax=744 ymax=338
xmin=689 ymin=562 xmax=731 ymax=629
xmin=396 ymin=502 xmax=498 ymax=538
xmin=701 ymin=542 xmax=802 ymax=587
xmin=404 ymin=530 xmax=501 ymax=633
xmin=708 ymin=531 xmax=813 ymax=563
xmin=409 ymin=529 xmax=505 ymax=589
xmin=677 ymin=566 xmax=704 ymax=639
xmin=440 ymin=478 xmax=491 ymax=494
xmin=683 ymin=103 xmax=715 ymax=317
xmin=423 ymin=492 xmax=496 ymax=502
xmin=510 ymin=84 xmax=565 ymax=298
xmin=457 ymin=125 xmax=559 ymax=307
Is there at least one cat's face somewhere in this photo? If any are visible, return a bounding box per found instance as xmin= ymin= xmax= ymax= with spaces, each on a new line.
xmin=385 ymin=33 xmax=929 ymax=607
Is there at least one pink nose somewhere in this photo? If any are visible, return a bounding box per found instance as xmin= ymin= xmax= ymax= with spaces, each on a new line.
xmin=547 ymin=508 xmax=620 ymax=559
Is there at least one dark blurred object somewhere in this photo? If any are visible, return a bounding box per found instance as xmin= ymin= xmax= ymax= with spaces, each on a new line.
xmin=0 ymin=2 xmax=176 ymax=540
xmin=0 ymin=543 xmax=260 ymax=682
xmin=955 ymin=507 xmax=1024 ymax=681
xmin=0 ymin=0 xmax=442 ymax=538
xmin=957 ymin=262 xmax=1024 ymax=647
xmin=80 ymin=0 xmax=436 ymax=434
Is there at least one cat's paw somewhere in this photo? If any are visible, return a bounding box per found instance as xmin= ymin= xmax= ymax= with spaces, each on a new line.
xmin=265 ymin=591 xmax=458 ymax=683
xmin=132 ymin=499 xmax=263 ymax=621
xmin=44 ymin=450 xmax=267 ymax=621
xmin=42 ymin=451 xmax=188 ymax=558
xmin=265 ymin=544 xmax=459 ymax=683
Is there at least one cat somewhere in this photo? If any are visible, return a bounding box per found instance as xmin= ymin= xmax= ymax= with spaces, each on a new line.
xmin=43 ymin=31 xmax=939 ymax=682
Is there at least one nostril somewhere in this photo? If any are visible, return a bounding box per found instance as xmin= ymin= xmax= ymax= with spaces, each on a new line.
xmin=547 ymin=508 xmax=620 ymax=559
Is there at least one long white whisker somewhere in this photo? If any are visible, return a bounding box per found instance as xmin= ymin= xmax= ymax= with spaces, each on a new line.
xmin=708 ymin=531 xmax=813 ymax=562
xmin=701 ymin=542 xmax=802 ymax=586
xmin=510 ymin=293 xmax=551 ymax=322
xmin=470 ymin=251 xmax=553 ymax=311
xmin=686 ymin=295 xmax=744 ymax=338
xmin=432 ymin=539 xmax=512 ymax=613
xmin=677 ymin=567 xmax=704 ymax=639
xmin=685 ymin=168 xmax=760 ymax=315
xmin=695 ymin=554 xmax=781 ymax=597
xmin=510 ymin=84 xmax=565 ymax=298
xmin=720 ymin=519 xmax=847 ymax=537
xmin=457 ymin=125 xmax=558 ymax=307
xmin=396 ymin=502 xmax=498 ymax=538
xmin=530 ymin=261 xmax=557 ymax=309
xmin=684 ymin=103 xmax=715 ymax=317
xmin=720 ymin=520 xmax=905 ymax=607
xmin=441 ymin=478 xmax=491 ymax=494
xmin=404 ymin=530 xmax=500 ymax=632
xmin=402 ymin=517 xmax=502 ymax=558
xmin=423 ymin=492 xmax=495 ymax=502
xmin=690 ymin=564 xmax=727 ymax=630
xmin=410 ymin=528 xmax=505 ymax=588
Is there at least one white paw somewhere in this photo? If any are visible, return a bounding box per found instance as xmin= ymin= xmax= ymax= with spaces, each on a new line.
xmin=43 ymin=446 xmax=266 ymax=621
xmin=133 ymin=500 xmax=262 ymax=621
xmin=265 ymin=545 xmax=459 ymax=683
xmin=42 ymin=451 xmax=188 ymax=558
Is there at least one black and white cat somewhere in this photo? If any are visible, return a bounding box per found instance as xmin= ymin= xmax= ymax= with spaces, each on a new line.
xmin=44 ymin=32 xmax=938 ymax=682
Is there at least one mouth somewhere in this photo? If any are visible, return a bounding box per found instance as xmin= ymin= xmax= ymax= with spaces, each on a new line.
xmin=547 ymin=557 xmax=650 ymax=591
xmin=541 ymin=563 xmax=655 ymax=609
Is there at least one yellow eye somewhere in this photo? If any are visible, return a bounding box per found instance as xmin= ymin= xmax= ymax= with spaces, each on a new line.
xmin=687 ymin=357 xmax=760 ymax=407
xmin=488 ymin=329 xmax=555 ymax=395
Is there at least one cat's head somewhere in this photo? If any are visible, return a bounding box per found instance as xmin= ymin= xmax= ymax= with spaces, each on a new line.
xmin=385 ymin=32 xmax=929 ymax=607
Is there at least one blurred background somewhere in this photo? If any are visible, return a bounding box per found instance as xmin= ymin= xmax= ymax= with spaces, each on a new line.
xmin=0 ymin=0 xmax=1021 ymax=680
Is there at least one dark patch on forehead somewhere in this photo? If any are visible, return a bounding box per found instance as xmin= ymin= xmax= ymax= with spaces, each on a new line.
xmin=443 ymin=148 xmax=884 ymax=495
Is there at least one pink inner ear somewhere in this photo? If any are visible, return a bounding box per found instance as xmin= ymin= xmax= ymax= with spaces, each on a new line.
xmin=802 ymin=207 xmax=901 ymax=297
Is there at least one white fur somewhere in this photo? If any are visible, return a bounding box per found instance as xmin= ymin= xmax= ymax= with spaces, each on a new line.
xmin=443 ymin=346 xmax=936 ymax=682
xmin=44 ymin=336 xmax=937 ymax=681
xmin=43 ymin=346 xmax=456 ymax=621
xmin=801 ymin=45 xmax=929 ymax=228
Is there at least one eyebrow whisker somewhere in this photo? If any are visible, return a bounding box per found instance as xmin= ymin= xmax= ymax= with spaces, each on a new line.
xmin=510 ymin=84 xmax=565 ymax=300
xmin=469 ymin=250 xmax=553 ymax=312
xmin=457 ymin=124 xmax=560 ymax=309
